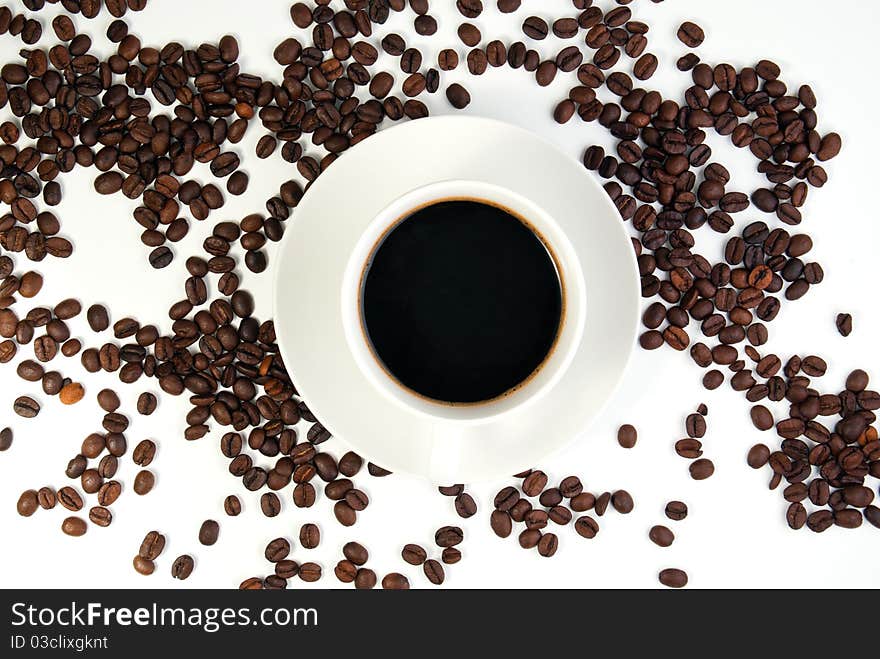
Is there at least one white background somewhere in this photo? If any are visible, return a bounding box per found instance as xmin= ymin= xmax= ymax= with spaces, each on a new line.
xmin=1 ymin=0 xmax=878 ymax=589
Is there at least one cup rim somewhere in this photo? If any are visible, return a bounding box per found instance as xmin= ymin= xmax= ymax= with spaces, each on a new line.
xmin=340 ymin=178 xmax=587 ymax=424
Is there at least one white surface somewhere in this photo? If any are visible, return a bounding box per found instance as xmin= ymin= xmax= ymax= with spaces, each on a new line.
xmin=1 ymin=0 xmax=879 ymax=589
xmin=275 ymin=117 xmax=638 ymax=482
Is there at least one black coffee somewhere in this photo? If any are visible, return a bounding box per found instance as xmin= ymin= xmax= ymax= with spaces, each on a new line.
xmin=361 ymin=199 xmax=563 ymax=404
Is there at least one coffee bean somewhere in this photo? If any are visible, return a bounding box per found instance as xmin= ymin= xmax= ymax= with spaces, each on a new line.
xmin=539 ymin=488 xmax=563 ymax=508
xmin=569 ymin=492 xmax=595 ymax=512
xmin=17 ymin=489 xmax=38 ymax=517
xmin=58 ymin=486 xmax=83 ymax=512
xmin=62 ymin=517 xmax=87 ymax=537
xmin=675 ymin=439 xmax=703 ymax=459
xmin=423 ymin=559 xmax=445 ymax=584
xmin=343 ymin=541 xmax=369 ymax=566
xmin=522 ymin=470 xmax=548 ymax=497
xmin=677 ymin=22 xmax=704 ymax=47
xmin=522 ymin=16 xmax=548 ymax=40
xmin=133 ymin=556 xmax=155 ymax=576
xmin=835 ymin=313 xmax=853 ymax=337
xmin=574 ymin=516 xmax=599 ymax=539
xmin=402 ymin=544 xmax=427 ymax=565
xmin=435 ymin=526 xmax=464 ymax=547
xmin=595 ymin=492 xmax=611 ymax=516
xmin=537 ymin=533 xmax=558 ymax=557
xmin=97 ymin=389 xmax=120 ymax=412
xmin=665 ymin=501 xmax=688 ymax=521
xmin=132 ymin=440 xmax=156 ymax=467
xmin=299 ymin=523 xmax=320 ymax=549
xmin=490 ymin=510 xmax=513 ymax=538
xmin=649 ymin=525 xmax=675 ymax=547
xmin=171 ymin=555 xmax=194 ymax=580
xmin=611 ymin=490 xmax=634 ymax=514
xmin=354 ymin=568 xmax=377 ymax=590
xmin=13 ymin=396 xmax=40 ymax=418
xmin=617 ymin=424 xmax=637 ymax=448
xmin=685 ymin=414 xmax=706 ymax=438
xmin=261 ymin=492 xmax=281 ymax=517
xmin=133 ymin=470 xmax=155 ymax=495
xmin=750 ymin=405 xmax=774 ymax=431
xmin=689 ymin=458 xmax=715 ymax=480
xmin=334 ymin=501 xmax=357 ymax=526
xmin=454 ymin=493 xmax=477 ymax=518
xmin=747 ymin=444 xmax=771 ymax=468
xmin=87 ymin=305 xmax=110 ymax=332
xmin=198 ymin=519 xmax=219 ymax=546
xmin=559 ymin=476 xmax=583 ymax=498
xmin=381 ymin=573 xmax=409 ymax=590
xmin=659 ymin=568 xmax=688 ymax=588
xmin=0 ymin=427 xmax=12 ymax=451
xmin=136 ymin=392 xmax=157 ymax=415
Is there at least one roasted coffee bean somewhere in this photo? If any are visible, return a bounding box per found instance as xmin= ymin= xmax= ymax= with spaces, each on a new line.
xmin=454 ymin=493 xmax=477 ymax=518
xmin=611 ymin=490 xmax=634 ymax=514
xmin=617 ymin=424 xmax=637 ymax=448
xmin=224 ymin=495 xmax=242 ymax=517
xmin=423 ymin=559 xmax=445 ymax=584
xmin=537 ymin=533 xmax=558 ymax=557
xmin=747 ymin=444 xmax=771 ymax=468
xmin=836 ymin=313 xmax=853 ymax=337
xmin=299 ymin=523 xmax=320 ymax=549
xmin=261 ymin=492 xmax=281 ymax=517
xmin=0 ymin=427 xmax=12 ymax=451
xmin=595 ymin=492 xmax=611 ymax=516
xmin=435 ymin=526 xmax=464 ymax=547
xmin=58 ymin=487 xmax=83 ymax=511
xmin=574 ymin=515 xmax=599 ymax=539
xmin=198 ymin=520 xmax=220 ymax=546
xmin=490 ymin=510 xmax=513 ymax=538
xmin=685 ymin=414 xmax=706 ymax=438
xmin=522 ymin=16 xmax=548 ymax=40
xmin=97 ymin=389 xmax=120 ymax=412
xmin=13 ymin=396 xmax=40 ymax=418
xmin=133 ymin=556 xmax=155 ymax=576
xmin=61 ymin=517 xmax=87 ymax=537
xmin=402 ymin=544 xmax=427 ymax=565
xmin=171 ymin=555 xmax=195 ymax=580
xmin=87 ymin=305 xmax=110 ymax=332
xmin=659 ymin=568 xmax=688 ymax=588
xmin=689 ymin=458 xmax=715 ymax=480
xmin=750 ymin=405 xmax=774 ymax=431
xmin=381 ymin=572 xmax=409 ymax=590
xmin=89 ymin=506 xmax=112 ymax=527
xmin=677 ymin=22 xmax=705 ymax=47
xmin=522 ymin=470 xmax=548 ymax=497
xmin=665 ymin=501 xmax=688 ymax=521
xmin=133 ymin=470 xmax=155 ymax=495
xmin=649 ymin=525 xmax=675 ymax=547
xmin=17 ymin=490 xmax=38 ymax=517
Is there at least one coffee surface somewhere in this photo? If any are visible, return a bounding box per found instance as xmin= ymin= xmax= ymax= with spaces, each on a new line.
xmin=362 ymin=199 xmax=562 ymax=404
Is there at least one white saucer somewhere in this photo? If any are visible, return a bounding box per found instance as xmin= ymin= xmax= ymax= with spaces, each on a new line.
xmin=273 ymin=116 xmax=639 ymax=483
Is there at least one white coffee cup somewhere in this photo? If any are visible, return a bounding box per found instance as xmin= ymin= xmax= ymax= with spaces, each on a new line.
xmin=340 ymin=179 xmax=587 ymax=424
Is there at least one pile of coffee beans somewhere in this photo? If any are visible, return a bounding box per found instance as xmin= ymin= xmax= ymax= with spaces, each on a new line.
xmin=491 ymin=470 xmax=634 ymax=558
xmin=2 ymin=0 xmax=874 ymax=589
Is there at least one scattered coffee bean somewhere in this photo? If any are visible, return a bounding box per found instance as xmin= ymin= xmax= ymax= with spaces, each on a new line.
xmin=649 ymin=525 xmax=675 ymax=547
xmin=61 ymin=517 xmax=87 ymax=537
xmin=381 ymin=573 xmax=410 ymax=590
xmin=659 ymin=568 xmax=688 ymax=588
xmin=198 ymin=520 xmax=220 ymax=546
xmin=171 ymin=555 xmax=195 ymax=580
xmin=617 ymin=424 xmax=637 ymax=448
xmin=299 ymin=523 xmax=320 ymax=549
